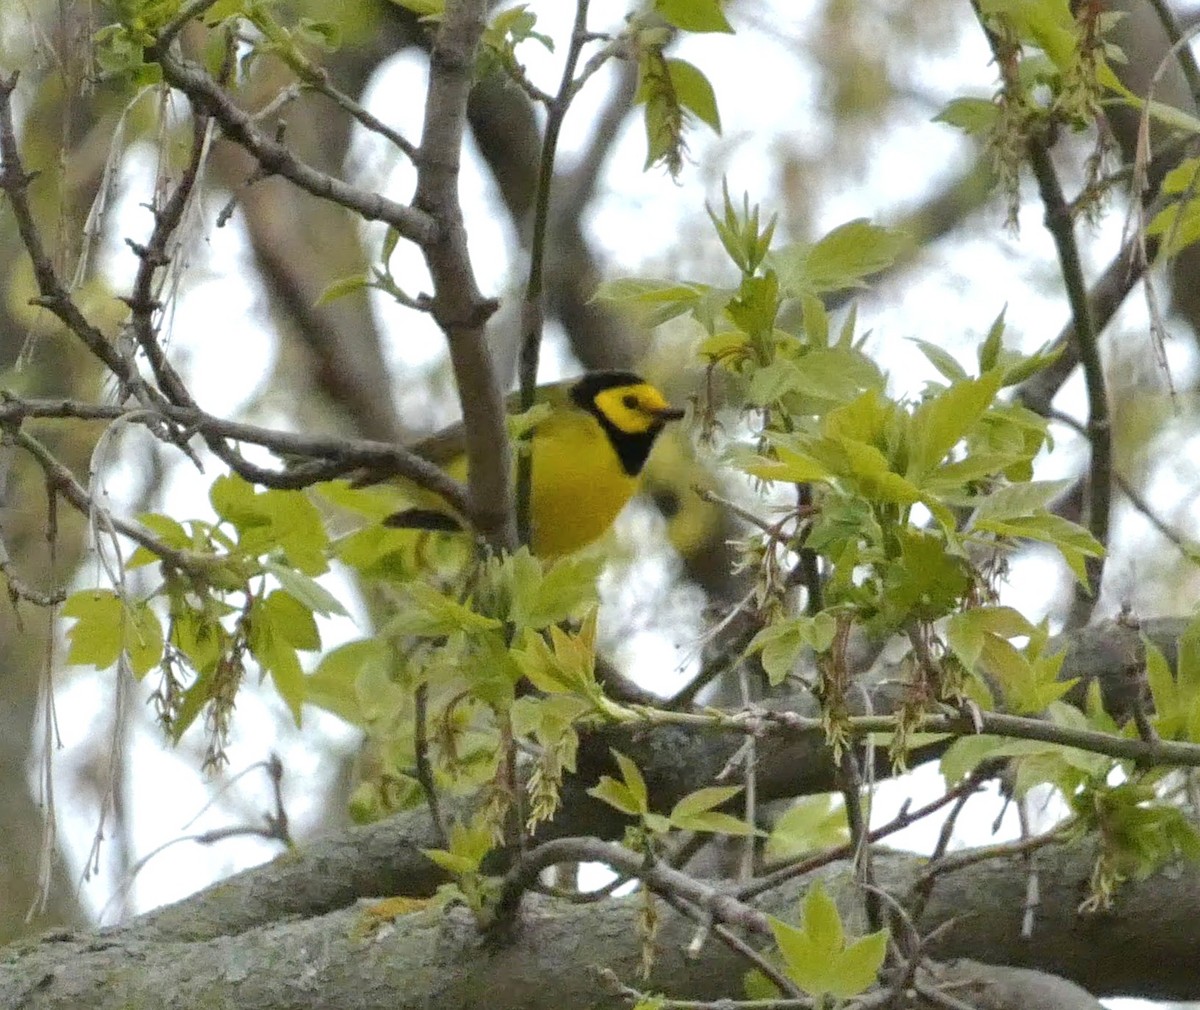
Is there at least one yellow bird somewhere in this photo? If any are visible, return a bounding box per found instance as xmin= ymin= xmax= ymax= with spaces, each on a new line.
xmin=381 ymin=371 xmax=686 ymax=558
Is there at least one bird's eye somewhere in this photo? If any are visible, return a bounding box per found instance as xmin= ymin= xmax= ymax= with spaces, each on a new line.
xmin=622 ymin=393 xmax=638 ymax=410
xmin=651 ymin=488 xmax=680 ymax=519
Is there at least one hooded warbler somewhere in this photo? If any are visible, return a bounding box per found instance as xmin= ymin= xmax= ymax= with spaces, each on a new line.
xmin=382 ymin=371 xmax=686 ymax=558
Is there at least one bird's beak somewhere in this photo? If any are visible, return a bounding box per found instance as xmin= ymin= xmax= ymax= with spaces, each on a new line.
xmin=654 ymin=405 xmax=686 ymax=422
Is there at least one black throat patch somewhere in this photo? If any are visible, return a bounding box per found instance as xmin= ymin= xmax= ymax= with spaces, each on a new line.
xmin=570 ymin=372 xmax=662 ymax=477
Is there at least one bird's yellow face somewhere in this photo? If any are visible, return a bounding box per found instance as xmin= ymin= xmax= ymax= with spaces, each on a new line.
xmin=591 ymin=382 xmax=686 ymax=437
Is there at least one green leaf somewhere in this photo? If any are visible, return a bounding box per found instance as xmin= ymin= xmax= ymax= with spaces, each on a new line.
xmin=264 ymin=560 xmax=348 ymax=617
xmin=210 ymin=474 xmax=330 ymax=575
xmin=773 ymin=220 xmax=908 ymax=297
xmin=172 ymin=674 xmax=212 ymax=743
xmin=835 ymin=438 xmax=924 ymax=506
xmin=261 ymin=590 xmax=320 ymax=651
xmin=770 ymin=882 xmax=887 ymax=999
xmin=247 ymin=596 xmax=307 ymax=724
xmin=734 ymin=444 xmax=830 ymax=486
xmin=421 ymin=817 xmax=493 ymax=876
xmin=267 ymin=642 xmax=305 ymax=726
xmin=386 ymin=0 xmax=443 ymax=17
xmin=670 ymin=785 xmax=742 ymax=819
xmin=978 ymin=307 xmax=1006 ymax=371
xmin=672 ymin=810 xmax=760 ymax=835
xmin=64 ymin=589 xmax=123 ymax=669
xmin=637 ymin=49 xmax=686 ymax=175
xmin=746 ymin=613 xmax=837 ymax=685
xmin=306 ymin=638 xmax=391 ymax=725
xmin=969 ymin=479 xmax=1074 ymax=523
xmin=907 ymin=370 xmax=1005 ymax=481
xmin=124 ymin=602 xmax=165 ymax=678
xmin=802 ymin=293 xmax=829 ymax=348
xmin=764 ymin=796 xmax=848 ymax=862
xmin=933 ymin=96 xmax=999 ymax=135
xmin=835 ymin=930 xmax=890 ymax=996
xmin=591 ymin=276 xmax=708 ymax=306
xmin=588 ymin=748 xmax=649 ymax=817
xmin=316 ymin=274 xmax=368 ymax=306
xmin=1162 ymin=158 xmax=1200 ymax=196
xmin=707 ymin=184 xmax=777 ymax=274
xmin=727 ymin=271 xmax=779 ymax=336
xmin=63 ymin=589 xmax=163 ymax=677
xmin=665 ymin=58 xmax=721 ymax=132
xmin=507 ymin=551 xmax=602 ymax=630
xmin=655 ymin=0 xmax=733 ymax=33
xmin=510 ymin=612 xmax=598 ymax=696
xmin=974 ymin=513 xmax=1104 ymax=585
xmin=945 ymin=606 xmax=1035 ymax=672
xmin=941 ymin=734 xmax=1019 ymax=785
xmin=591 ymin=277 xmax=712 ymax=328
xmin=911 ymin=339 xmax=968 ymax=383
xmin=981 ymin=0 xmax=1077 ymax=70
xmin=384 ymin=582 xmax=502 ymax=638
xmin=171 ymin=606 xmax=226 ymax=675
xmin=612 ymin=749 xmax=649 ymax=810
xmin=880 ymin=528 xmax=971 ymax=625
xmin=978 ymin=632 xmax=1073 ymax=714
xmin=1147 ymin=197 xmax=1200 ymax=259
xmin=138 ymin=512 xmax=191 ymax=548
xmin=746 ymin=620 xmax=804 ymax=684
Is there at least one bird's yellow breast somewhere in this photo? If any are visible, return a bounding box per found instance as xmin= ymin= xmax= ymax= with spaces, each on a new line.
xmin=527 ymin=407 xmax=639 ymax=558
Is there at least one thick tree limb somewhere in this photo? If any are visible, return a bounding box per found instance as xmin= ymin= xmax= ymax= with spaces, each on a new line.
xmin=2 ymin=617 xmax=1197 ymax=1005
xmin=103 ymin=617 xmax=1190 ymax=941
xmin=0 ymin=841 xmax=1178 ymax=1008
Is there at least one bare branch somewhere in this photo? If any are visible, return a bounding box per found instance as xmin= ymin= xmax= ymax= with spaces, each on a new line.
xmin=0 ymin=73 xmax=146 ymax=393
xmin=0 ymin=395 xmax=470 ymax=511
xmin=412 ymin=0 xmax=510 ymax=550
xmin=152 ymin=51 xmax=437 ymax=246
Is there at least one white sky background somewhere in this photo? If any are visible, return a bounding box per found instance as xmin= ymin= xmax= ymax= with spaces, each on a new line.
xmin=27 ymin=3 xmax=1200 ymax=1004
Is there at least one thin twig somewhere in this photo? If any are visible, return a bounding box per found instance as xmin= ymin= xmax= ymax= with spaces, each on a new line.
xmin=655 ymin=886 xmax=804 ymax=1000
xmin=515 ymin=0 xmax=593 ymax=546
xmin=916 ymin=825 xmax=1070 ymax=884
xmin=971 ymin=8 xmax=1112 ymax=626
xmin=152 ymin=51 xmax=436 ymax=245
xmin=739 ymin=765 xmax=995 ymax=901
xmin=1144 ymin=0 xmax=1200 ymax=116
xmin=737 ymin=666 xmax=757 ymax=881
xmin=306 ymin=77 xmax=418 ymax=161
xmin=3 ymin=427 xmax=235 ymax=576
xmin=0 ymin=393 xmax=471 ymax=509
xmin=904 ymin=767 xmax=982 ymax=930
xmin=1025 ymin=139 xmax=1111 ymax=627
xmin=413 ymin=683 xmax=448 ymax=848
xmin=610 ymin=700 xmax=1200 ymax=771
xmin=0 ymin=73 xmax=146 ymax=393
xmin=157 ymin=0 xmax=224 ymax=49
xmin=1045 ymin=407 xmax=1198 ymax=564
xmin=837 ymin=747 xmax=882 ymax=934
xmin=495 ymin=836 xmax=771 ymax=937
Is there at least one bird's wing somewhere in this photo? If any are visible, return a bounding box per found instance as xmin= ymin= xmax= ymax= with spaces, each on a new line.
xmin=410 ymin=380 xmax=576 ymax=464
xmin=410 ymin=420 xmax=468 ymax=465
xmin=354 ymin=379 xmax=580 ymax=486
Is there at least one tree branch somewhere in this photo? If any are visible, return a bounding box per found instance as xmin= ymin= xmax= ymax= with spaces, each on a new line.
xmin=0 ymin=838 xmax=1166 ymax=1008
xmin=0 ymin=395 xmax=470 ymax=511
xmin=412 ymin=0 xmax=510 ymax=551
xmin=152 ymin=50 xmax=436 ymax=246
xmin=0 ymin=73 xmax=145 ymax=393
